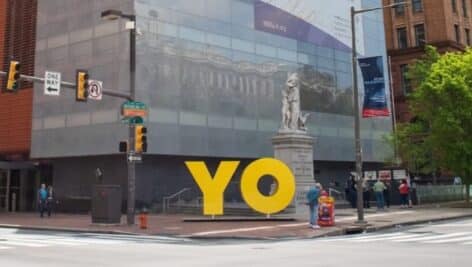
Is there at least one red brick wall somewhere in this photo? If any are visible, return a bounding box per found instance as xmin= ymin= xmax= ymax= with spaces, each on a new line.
xmin=0 ymin=0 xmax=37 ymax=157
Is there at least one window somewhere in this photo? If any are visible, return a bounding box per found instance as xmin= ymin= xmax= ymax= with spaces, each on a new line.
xmin=452 ymin=0 xmax=457 ymax=13
xmin=397 ymin=27 xmax=408 ymax=49
xmin=462 ymin=0 xmax=468 ymax=17
xmin=455 ymin=24 xmax=461 ymax=43
xmin=466 ymin=28 xmax=471 ymax=45
xmin=412 ymin=0 xmax=423 ymax=13
xmin=400 ymin=64 xmax=411 ymax=95
xmin=414 ymin=24 xmax=425 ymax=46
xmin=395 ymin=0 xmax=405 ymax=16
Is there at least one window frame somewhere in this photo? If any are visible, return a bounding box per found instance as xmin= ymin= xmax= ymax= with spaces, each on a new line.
xmin=397 ymin=27 xmax=408 ymax=49
xmin=455 ymin=24 xmax=461 ymax=43
xmin=414 ymin=24 xmax=426 ymax=46
xmin=412 ymin=0 xmax=423 ymax=13
xmin=400 ymin=64 xmax=411 ymax=95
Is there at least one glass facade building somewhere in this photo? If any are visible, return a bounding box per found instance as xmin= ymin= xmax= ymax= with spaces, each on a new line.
xmin=31 ymin=0 xmax=392 ymax=209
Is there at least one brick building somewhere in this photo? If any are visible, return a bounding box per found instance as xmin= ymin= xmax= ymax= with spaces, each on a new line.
xmin=0 ymin=0 xmax=39 ymax=212
xmin=383 ymin=0 xmax=471 ymax=123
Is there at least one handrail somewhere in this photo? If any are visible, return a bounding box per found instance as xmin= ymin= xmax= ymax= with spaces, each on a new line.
xmin=328 ymin=188 xmax=345 ymax=200
xmin=162 ymin=188 xmax=191 ymax=213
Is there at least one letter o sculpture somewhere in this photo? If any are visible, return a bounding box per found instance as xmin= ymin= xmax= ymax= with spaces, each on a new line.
xmin=240 ymin=158 xmax=296 ymax=215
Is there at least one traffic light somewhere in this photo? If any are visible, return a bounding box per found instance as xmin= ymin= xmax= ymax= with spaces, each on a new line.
xmin=76 ymin=70 xmax=88 ymax=102
xmin=6 ymin=60 xmax=21 ymax=92
xmin=134 ymin=125 xmax=147 ymax=153
xmin=119 ymin=141 xmax=128 ymax=153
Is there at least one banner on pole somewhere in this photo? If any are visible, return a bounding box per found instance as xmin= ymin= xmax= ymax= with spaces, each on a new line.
xmin=358 ymin=56 xmax=389 ymax=118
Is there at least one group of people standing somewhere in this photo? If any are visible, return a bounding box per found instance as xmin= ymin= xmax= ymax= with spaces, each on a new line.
xmin=345 ymin=176 xmax=412 ymax=210
xmin=37 ymin=183 xmax=54 ymax=218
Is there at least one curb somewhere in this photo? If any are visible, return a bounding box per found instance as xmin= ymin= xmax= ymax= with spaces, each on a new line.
xmin=363 ymin=213 xmax=472 ymax=234
xmin=0 ymin=224 xmax=139 ymax=236
xmin=1 ymin=213 xmax=471 ymax=241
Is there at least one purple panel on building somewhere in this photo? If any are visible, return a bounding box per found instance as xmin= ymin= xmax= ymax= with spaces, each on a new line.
xmin=254 ymin=0 xmax=351 ymax=52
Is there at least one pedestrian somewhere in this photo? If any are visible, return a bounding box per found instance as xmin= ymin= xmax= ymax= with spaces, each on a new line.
xmin=399 ymin=179 xmax=410 ymax=208
xmin=346 ymin=175 xmax=357 ymax=208
xmin=37 ymin=183 xmax=48 ymax=218
xmin=306 ymin=183 xmax=321 ymax=229
xmin=362 ymin=179 xmax=371 ymax=208
xmin=47 ymin=186 xmax=54 ymax=217
xmin=383 ymin=180 xmax=391 ymax=208
xmin=372 ymin=179 xmax=386 ymax=210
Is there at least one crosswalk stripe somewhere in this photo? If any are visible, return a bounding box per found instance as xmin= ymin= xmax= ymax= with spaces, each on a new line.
xmin=321 ymin=233 xmax=404 ymax=242
xmin=5 ymin=237 xmax=84 ymax=246
xmin=0 ymin=246 xmax=11 ymax=250
xmin=0 ymin=241 xmax=48 ymax=247
xmin=352 ymin=234 xmax=422 ymax=242
xmin=423 ymin=235 xmax=472 ymax=244
xmin=391 ymin=232 xmax=468 ymax=243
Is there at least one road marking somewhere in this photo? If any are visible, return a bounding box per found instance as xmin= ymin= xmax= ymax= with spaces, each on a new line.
xmin=352 ymin=233 xmax=422 ymax=242
xmin=423 ymin=234 xmax=472 ymax=244
xmin=192 ymin=226 xmax=275 ymax=236
xmin=5 ymin=237 xmax=84 ymax=246
xmin=0 ymin=241 xmax=48 ymax=247
xmin=321 ymin=233 xmax=405 ymax=242
xmin=391 ymin=232 xmax=469 ymax=242
xmin=0 ymin=246 xmax=11 ymax=250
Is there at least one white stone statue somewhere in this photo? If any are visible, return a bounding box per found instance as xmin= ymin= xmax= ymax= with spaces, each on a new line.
xmin=281 ymin=73 xmax=309 ymax=132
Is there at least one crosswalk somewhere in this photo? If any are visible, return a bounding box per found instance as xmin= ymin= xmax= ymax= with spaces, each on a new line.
xmin=0 ymin=229 xmax=192 ymax=251
xmin=321 ymin=231 xmax=472 ymax=246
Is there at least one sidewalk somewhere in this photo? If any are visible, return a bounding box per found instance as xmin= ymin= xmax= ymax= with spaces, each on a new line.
xmin=1 ymin=204 xmax=471 ymax=240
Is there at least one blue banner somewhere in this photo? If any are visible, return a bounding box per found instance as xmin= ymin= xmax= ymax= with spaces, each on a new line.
xmin=358 ymin=56 xmax=389 ymax=118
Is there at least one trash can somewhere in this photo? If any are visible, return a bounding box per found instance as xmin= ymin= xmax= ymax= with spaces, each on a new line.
xmin=91 ymin=184 xmax=122 ymax=224
xmin=318 ymin=196 xmax=335 ymax=227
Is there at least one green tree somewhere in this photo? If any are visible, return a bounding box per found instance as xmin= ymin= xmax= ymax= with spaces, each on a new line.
xmin=392 ymin=46 xmax=472 ymax=202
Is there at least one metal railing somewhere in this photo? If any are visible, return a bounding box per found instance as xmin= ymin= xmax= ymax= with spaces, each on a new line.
xmin=328 ymin=188 xmax=345 ymax=201
xmin=162 ymin=188 xmax=191 ymax=213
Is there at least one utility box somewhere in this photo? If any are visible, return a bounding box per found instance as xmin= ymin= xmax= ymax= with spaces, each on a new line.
xmin=91 ymin=184 xmax=122 ymax=224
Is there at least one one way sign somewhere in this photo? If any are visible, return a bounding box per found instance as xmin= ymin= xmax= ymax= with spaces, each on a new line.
xmin=44 ymin=71 xmax=61 ymax=96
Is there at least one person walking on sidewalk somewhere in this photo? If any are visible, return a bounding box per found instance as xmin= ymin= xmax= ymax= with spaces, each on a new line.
xmin=383 ymin=180 xmax=391 ymax=208
xmin=306 ymin=183 xmax=321 ymax=229
xmin=46 ymin=186 xmax=54 ymax=217
xmin=37 ymin=184 xmax=48 ymax=218
xmin=399 ymin=179 xmax=410 ymax=208
xmin=362 ymin=179 xmax=371 ymax=209
xmin=372 ymin=179 xmax=386 ymax=210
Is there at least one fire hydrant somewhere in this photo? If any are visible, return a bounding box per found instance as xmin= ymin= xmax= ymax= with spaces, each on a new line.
xmin=139 ymin=208 xmax=148 ymax=230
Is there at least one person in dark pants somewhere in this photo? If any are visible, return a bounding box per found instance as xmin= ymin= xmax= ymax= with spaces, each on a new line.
xmin=383 ymin=181 xmax=391 ymax=208
xmin=46 ymin=186 xmax=54 ymax=217
xmin=37 ymin=184 xmax=48 ymax=218
xmin=362 ymin=179 xmax=371 ymax=208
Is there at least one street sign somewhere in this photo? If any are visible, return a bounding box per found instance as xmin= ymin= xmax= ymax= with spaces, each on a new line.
xmin=127 ymin=153 xmax=142 ymax=163
xmin=88 ymin=80 xmax=103 ymax=100
xmin=122 ymin=101 xmax=148 ymax=117
xmin=121 ymin=116 xmax=144 ymax=125
xmin=44 ymin=71 xmax=61 ymax=96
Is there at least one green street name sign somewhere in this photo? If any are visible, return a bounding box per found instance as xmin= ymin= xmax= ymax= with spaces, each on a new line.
xmin=122 ymin=101 xmax=148 ymax=118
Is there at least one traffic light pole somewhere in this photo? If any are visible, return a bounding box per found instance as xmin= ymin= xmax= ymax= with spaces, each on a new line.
xmin=127 ymin=17 xmax=137 ymax=226
xmin=0 ymin=71 xmax=132 ymax=100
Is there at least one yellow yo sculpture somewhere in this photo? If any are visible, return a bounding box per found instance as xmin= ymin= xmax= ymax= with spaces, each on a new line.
xmin=185 ymin=158 xmax=296 ymax=216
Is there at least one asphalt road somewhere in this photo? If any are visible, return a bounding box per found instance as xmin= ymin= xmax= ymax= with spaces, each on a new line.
xmin=1 ymin=218 xmax=471 ymax=267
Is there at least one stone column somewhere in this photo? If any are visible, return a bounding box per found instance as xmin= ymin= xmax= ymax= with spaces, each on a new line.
xmin=272 ymin=132 xmax=315 ymax=217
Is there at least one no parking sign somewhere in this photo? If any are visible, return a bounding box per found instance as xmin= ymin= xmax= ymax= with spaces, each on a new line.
xmin=88 ymin=80 xmax=103 ymax=100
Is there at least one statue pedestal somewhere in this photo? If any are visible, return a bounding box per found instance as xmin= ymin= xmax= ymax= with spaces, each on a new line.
xmin=272 ymin=131 xmax=315 ymax=218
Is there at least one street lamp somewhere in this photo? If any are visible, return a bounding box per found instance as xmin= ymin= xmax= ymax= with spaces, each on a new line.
xmin=350 ymin=1 xmax=407 ymax=224
xmin=101 ymin=9 xmax=137 ymax=225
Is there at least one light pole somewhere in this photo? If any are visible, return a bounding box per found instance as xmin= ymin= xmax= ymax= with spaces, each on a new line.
xmin=350 ymin=2 xmax=407 ymax=224
xmin=101 ymin=9 xmax=137 ymax=225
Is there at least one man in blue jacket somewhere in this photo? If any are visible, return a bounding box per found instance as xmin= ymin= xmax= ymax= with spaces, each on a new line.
xmin=37 ymin=184 xmax=48 ymax=218
xmin=306 ymin=183 xmax=321 ymax=229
